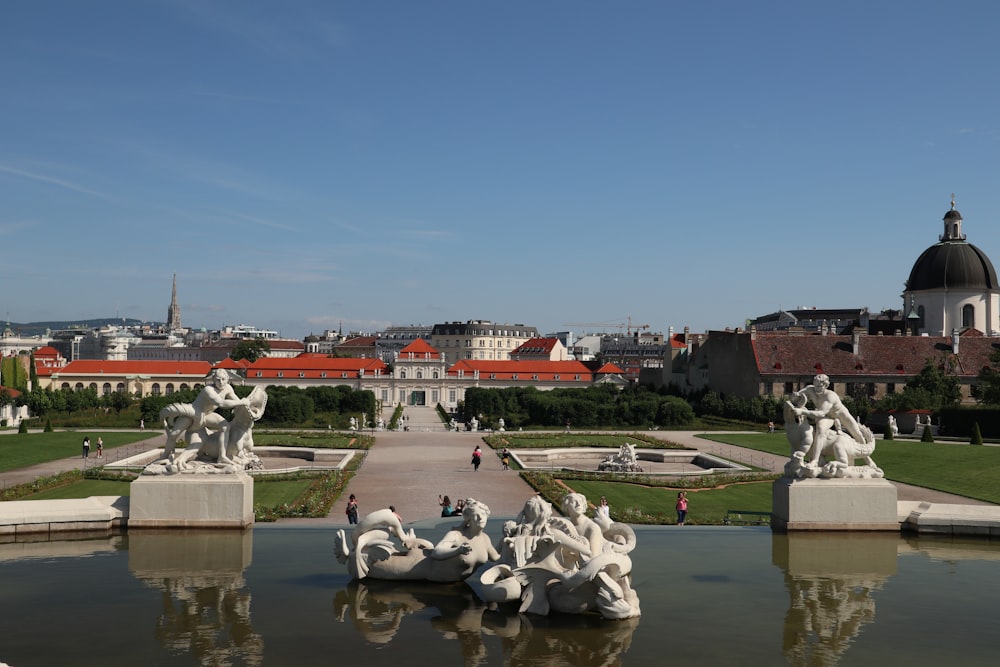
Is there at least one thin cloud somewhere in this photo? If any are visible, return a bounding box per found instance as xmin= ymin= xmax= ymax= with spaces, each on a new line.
xmin=0 ymin=163 xmax=113 ymax=201
xmin=0 ymin=220 xmax=37 ymax=235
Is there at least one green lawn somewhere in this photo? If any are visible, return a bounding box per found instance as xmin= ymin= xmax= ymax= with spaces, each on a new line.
xmin=25 ymin=479 xmax=132 ymax=500
xmin=567 ymin=479 xmax=772 ymax=525
xmin=0 ymin=432 xmax=153 ymax=473
xmin=700 ymin=432 xmax=1000 ymax=504
xmin=252 ymin=479 xmax=313 ymax=506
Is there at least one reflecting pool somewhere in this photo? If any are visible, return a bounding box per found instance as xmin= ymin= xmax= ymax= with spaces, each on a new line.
xmin=1 ymin=523 xmax=997 ymax=667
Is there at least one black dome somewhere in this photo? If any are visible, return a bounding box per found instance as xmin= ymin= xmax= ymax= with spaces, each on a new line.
xmin=907 ymin=241 xmax=999 ymax=291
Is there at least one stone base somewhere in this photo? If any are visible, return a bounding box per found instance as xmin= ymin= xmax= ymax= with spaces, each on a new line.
xmin=128 ymin=473 xmax=254 ymax=529
xmin=771 ymin=477 xmax=898 ymax=531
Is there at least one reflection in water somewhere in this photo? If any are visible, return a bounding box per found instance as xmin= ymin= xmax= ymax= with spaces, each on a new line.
xmin=772 ymin=533 xmax=897 ymax=667
xmin=129 ymin=530 xmax=263 ymax=667
xmin=333 ymin=578 xmax=639 ymax=667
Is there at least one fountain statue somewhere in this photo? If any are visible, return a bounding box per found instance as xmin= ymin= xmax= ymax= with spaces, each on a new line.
xmin=336 ymin=494 xmax=641 ymax=620
xmin=598 ymin=443 xmax=643 ymax=473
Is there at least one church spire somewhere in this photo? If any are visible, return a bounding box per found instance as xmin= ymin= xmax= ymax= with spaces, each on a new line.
xmin=167 ymin=273 xmax=182 ymax=331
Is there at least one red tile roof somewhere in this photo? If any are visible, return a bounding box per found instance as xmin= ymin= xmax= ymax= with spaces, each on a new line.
xmin=246 ymin=356 xmax=387 ymax=379
xmin=397 ymin=339 xmax=442 ymax=359
xmin=448 ymin=360 xmax=593 ymax=381
xmin=751 ymin=332 xmax=998 ymax=379
xmin=511 ymin=337 xmax=558 ymax=355
xmin=596 ymin=362 xmax=625 ymax=374
xmin=53 ymin=361 xmax=214 ymax=376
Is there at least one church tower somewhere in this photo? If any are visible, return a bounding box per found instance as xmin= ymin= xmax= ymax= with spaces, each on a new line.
xmin=166 ymin=273 xmax=182 ymax=331
xmin=904 ymin=197 xmax=999 ymax=336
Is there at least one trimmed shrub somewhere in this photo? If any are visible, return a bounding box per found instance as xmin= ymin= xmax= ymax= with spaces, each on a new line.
xmin=971 ymin=422 xmax=984 ymax=445
xmin=920 ymin=426 xmax=935 ymax=443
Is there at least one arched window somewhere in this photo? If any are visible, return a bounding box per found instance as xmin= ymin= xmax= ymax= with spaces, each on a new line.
xmin=151 ymin=383 xmax=161 ymax=396
xmin=102 ymin=383 xmax=112 ymax=395
xmin=62 ymin=383 xmax=71 ymax=390
xmin=88 ymin=383 xmax=97 ymax=391
xmin=116 ymin=383 xmax=125 ymax=392
xmin=432 ymin=371 xmax=439 ymax=379
xmin=400 ymin=371 xmax=407 ymax=379
xmin=75 ymin=383 xmax=84 ymax=391
xmin=165 ymin=383 xmax=175 ymax=395
xmin=416 ymin=370 xmax=423 ymax=379
xmin=963 ymin=304 xmax=975 ymax=328
xmin=180 ymin=383 xmax=190 ymax=391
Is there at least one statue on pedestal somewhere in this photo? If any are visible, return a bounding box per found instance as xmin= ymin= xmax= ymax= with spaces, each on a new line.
xmin=146 ymin=369 xmax=267 ymax=475
xmin=783 ymin=374 xmax=881 ymax=479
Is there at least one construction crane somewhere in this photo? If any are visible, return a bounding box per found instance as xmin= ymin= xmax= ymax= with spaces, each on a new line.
xmin=565 ymin=317 xmax=651 ymax=336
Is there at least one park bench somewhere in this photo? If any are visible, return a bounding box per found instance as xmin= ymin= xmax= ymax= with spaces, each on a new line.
xmin=723 ymin=510 xmax=771 ymax=526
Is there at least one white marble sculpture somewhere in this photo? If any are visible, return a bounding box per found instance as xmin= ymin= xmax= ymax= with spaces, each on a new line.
xmin=783 ymin=374 xmax=882 ymax=479
xmin=146 ymin=369 xmax=267 ymax=475
xmin=470 ymin=494 xmax=640 ymax=619
xmin=336 ymin=494 xmax=641 ymax=620
xmin=335 ymin=500 xmax=497 ymax=582
xmin=498 ymin=417 xmax=505 ymax=432
xmin=349 ymin=416 xmax=357 ymax=431
xmin=887 ymin=414 xmax=898 ymax=436
xmin=598 ymin=442 xmax=643 ymax=473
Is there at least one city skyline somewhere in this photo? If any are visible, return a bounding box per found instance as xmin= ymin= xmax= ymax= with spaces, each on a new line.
xmin=4 ymin=2 xmax=1000 ymax=340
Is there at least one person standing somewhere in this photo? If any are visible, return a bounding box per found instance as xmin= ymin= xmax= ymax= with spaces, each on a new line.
xmin=471 ymin=446 xmax=482 ymax=472
xmin=82 ymin=436 xmax=90 ymax=459
xmin=439 ymin=495 xmax=454 ymax=517
xmin=96 ymin=437 xmax=104 ymax=458
xmin=139 ymin=419 xmax=144 ymax=432
xmin=346 ymin=494 xmax=359 ymax=525
xmin=676 ymin=491 xmax=688 ymax=526
xmin=501 ymin=447 xmax=510 ymax=471
xmin=596 ymin=495 xmax=611 ymax=521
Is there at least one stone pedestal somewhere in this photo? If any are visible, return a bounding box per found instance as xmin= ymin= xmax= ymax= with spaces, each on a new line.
xmin=771 ymin=477 xmax=898 ymax=531
xmin=128 ymin=473 xmax=254 ymax=529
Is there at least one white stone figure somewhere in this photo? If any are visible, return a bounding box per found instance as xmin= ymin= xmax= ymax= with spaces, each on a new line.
xmin=783 ymin=380 xmax=882 ymax=479
xmin=335 ymin=499 xmax=499 ymax=582
xmin=349 ymin=416 xmax=357 ymax=431
xmin=598 ymin=442 xmax=643 ymax=472
xmin=147 ymin=380 xmax=267 ymax=475
xmin=157 ymin=369 xmax=251 ymax=465
xmin=468 ymin=494 xmax=640 ymax=620
xmin=498 ymin=417 xmax=505 ymax=432
xmin=449 ymin=418 xmax=458 ymax=432
xmin=377 ymin=417 xmax=385 ymax=431
xmin=469 ymin=416 xmax=479 ymax=432
xmin=888 ymin=414 xmax=898 ymax=436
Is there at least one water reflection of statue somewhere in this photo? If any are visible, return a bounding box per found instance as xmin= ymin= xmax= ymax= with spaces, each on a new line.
xmin=333 ymin=579 xmax=640 ymax=666
xmin=335 ymin=500 xmax=499 ymax=582
xmin=150 ymin=369 xmax=266 ymax=474
xmin=774 ymin=533 xmax=896 ymax=667
xmin=130 ymin=531 xmax=263 ymax=666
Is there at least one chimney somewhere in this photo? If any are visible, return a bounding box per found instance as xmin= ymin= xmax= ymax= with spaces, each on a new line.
xmin=852 ymin=330 xmax=861 ymax=355
xmin=952 ymin=329 xmax=960 ymax=355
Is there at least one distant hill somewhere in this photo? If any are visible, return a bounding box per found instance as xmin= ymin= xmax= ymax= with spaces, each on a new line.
xmin=5 ymin=318 xmax=155 ymax=337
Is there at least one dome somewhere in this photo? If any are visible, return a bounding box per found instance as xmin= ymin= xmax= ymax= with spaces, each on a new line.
xmin=906 ymin=240 xmax=998 ymax=291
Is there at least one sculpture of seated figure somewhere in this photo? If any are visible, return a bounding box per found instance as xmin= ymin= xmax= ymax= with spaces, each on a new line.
xmin=335 ymin=499 xmax=499 ymax=582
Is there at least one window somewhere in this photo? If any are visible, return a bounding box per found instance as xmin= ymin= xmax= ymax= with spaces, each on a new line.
xmin=449 ymin=390 xmax=456 ymax=402
xmin=256 ymin=372 xmax=262 ymax=377
xmin=299 ymin=372 xmax=305 ymax=378
xmin=512 ymin=374 xmax=519 ymax=380
xmin=321 ymin=372 xmax=327 ymax=378
xmin=62 ymin=383 xmax=71 ymax=390
xmin=554 ymin=374 xmax=560 ymax=381
xmin=75 ymin=383 xmax=84 ymax=391
xmin=165 ymin=383 xmax=175 ymax=394
xmin=963 ymin=304 xmax=975 ymax=328
xmin=400 ymin=371 xmax=407 ymax=379
xmin=433 ymin=371 xmax=439 ymax=379
xmin=341 ymin=372 xmax=348 ymax=378
xmin=417 ymin=371 xmax=423 ymax=379
xmin=151 ymin=383 xmax=161 ymax=396
xmin=102 ymin=383 xmax=112 ymax=395
xmin=532 ymin=374 xmax=539 ymax=380
xmin=277 ymin=372 xmax=284 ymax=378
xmin=381 ymin=389 xmax=388 ymax=401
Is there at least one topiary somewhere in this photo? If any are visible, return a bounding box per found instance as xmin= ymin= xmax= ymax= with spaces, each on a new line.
xmin=18 ymin=420 xmax=28 ymax=434
xmin=921 ymin=425 xmax=935 ymax=443
xmin=44 ymin=418 xmax=53 ymax=433
xmin=883 ymin=422 xmax=894 ymax=440
xmin=970 ymin=421 xmax=984 ymax=446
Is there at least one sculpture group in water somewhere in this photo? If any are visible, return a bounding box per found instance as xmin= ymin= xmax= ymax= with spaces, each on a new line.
xmin=145 ymin=368 xmax=268 ymax=475
xmin=783 ymin=373 xmax=882 ymax=479
xmin=334 ymin=493 xmax=640 ymax=620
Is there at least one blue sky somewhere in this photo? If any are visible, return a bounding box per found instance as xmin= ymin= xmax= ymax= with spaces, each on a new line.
xmin=4 ymin=1 xmax=1000 ymax=340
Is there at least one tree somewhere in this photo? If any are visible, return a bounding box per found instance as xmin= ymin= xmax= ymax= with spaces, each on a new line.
xmin=970 ymin=421 xmax=984 ymax=445
xmin=877 ymin=357 xmax=961 ymax=412
xmin=230 ymin=338 xmax=271 ymax=363
xmin=977 ymin=347 xmax=1000 ymax=405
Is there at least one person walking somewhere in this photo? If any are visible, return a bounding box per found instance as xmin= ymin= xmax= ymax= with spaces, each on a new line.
xmin=471 ymin=446 xmax=482 ymax=472
xmin=439 ymin=495 xmax=454 ymax=517
xmin=345 ymin=494 xmax=359 ymax=524
xmin=82 ymin=436 xmax=90 ymax=459
xmin=501 ymin=447 xmax=510 ymax=471
xmin=96 ymin=437 xmax=104 ymax=458
xmin=676 ymin=491 xmax=688 ymax=526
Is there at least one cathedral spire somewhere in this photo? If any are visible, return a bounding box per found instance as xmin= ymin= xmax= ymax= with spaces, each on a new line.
xmin=167 ymin=273 xmax=182 ymax=331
